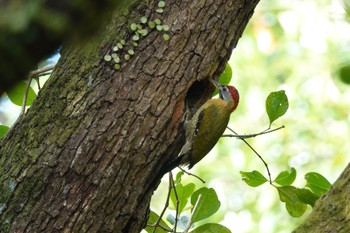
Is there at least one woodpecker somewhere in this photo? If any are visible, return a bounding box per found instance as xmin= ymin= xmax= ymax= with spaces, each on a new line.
xmin=179 ymin=79 xmax=239 ymax=169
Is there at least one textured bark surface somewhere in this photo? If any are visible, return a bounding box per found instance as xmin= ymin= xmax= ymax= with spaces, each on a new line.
xmin=294 ymin=163 xmax=350 ymax=233
xmin=0 ymin=0 xmax=259 ymax=232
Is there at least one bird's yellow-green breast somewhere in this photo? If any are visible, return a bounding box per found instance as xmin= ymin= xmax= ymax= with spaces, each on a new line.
xmin=188 ymin=98 xmax=234 ymax=168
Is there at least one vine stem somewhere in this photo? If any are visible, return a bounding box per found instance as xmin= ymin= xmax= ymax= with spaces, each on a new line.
xmin=226 ymin=126 xmax=273 ymax=184
xmin=222 ymin=125 xmax=285 ymax=139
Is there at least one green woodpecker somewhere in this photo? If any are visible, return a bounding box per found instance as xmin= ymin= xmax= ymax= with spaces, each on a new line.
xmin=179 ymin=79 xmax=239 ymax=169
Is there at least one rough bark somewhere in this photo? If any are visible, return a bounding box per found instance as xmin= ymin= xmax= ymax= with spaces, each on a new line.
xmin=293 ymin=163 xmax=350 ymax=233
xmin=0 ymin=0 xmax=259 ymax=232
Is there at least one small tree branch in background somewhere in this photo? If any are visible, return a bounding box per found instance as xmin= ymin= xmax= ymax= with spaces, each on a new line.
xmin=222 ymin=125 xmax=285 ymax=139
xmin=20 ymin=65 xmax=56 ymax=117
xmin=169 ymin=172 xmax=180 ymax=233
xmin=184 ymin=194 xmax=202 ymax=233
xmin=148 ymin=173 xmax=173 ymax=233
xmin=227 ymin=126 xmax=272 ymax=184
xmin=178 ymin=167 xmax=206 ymax=183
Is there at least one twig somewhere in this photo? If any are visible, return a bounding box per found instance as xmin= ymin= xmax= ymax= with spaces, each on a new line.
xmin=169 ymin=172 xmax=180 ymax=233
xmin=184 ymin=194 xmax=202 ymax=233
xmin=148 ymin=173 xmax=173 ymax=233
xmin=222 ymin=125 xmax=285 ymax=139
xmin=19 ymin=65 xmax=56 ymax=117
xmin=29 ymin=65 xmax=55 ymax=78
xmin=20 ymin=77 xmax=33 ymax=116
xmin=227 ymin=126 xmax=272 ymax=184
xmin=178 ymin=167 xmax=206 ymax=183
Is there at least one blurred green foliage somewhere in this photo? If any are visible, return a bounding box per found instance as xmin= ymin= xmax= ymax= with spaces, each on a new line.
xmin=150 ymin=0 xmax=350 ymax=232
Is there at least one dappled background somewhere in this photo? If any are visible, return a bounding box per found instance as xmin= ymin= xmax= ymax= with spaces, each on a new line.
xmin=1 ymin=0 xmax=349 ymax=232
xmin=150 ymin=0 xmax=350 ymax=232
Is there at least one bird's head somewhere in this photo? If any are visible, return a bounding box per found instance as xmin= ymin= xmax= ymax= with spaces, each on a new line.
xmin=210 ymin=79 xmax=239 ymax=112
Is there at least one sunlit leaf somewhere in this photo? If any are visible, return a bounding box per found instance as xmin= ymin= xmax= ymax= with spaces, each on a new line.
xmin=240 ymin=170 xmax=268 ymax=187
xmin=276 ymin=185 xmax=299 ymax=203
xmin=144 ymin=211 xmax=170 ymax=233
xmin=0 ymin=125 xmax=9 ymax=138
xmin=190 ymin=223 xmax=232 ymax=233
xmin=7 ymin=81 xmax=37 ymax=106
xmin=190 ymin=188 xmax=220 ymax=223
xmin=266 ymin=90 xmax=288 ymax=127
xmin=305 ymin=172 xmax=331 ymax=197
xmin=213 ymin=63 xmax=232 ymax=96
xmin=274 ymin=167 xmax=296 ymax=186
xmin=285 ymin=200 xmax=307 ymax=218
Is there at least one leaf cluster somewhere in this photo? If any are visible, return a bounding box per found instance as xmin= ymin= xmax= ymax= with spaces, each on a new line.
xmin=145 ymin=172 xmax=231 ymax=233
xmin=241 ymin=168 xmax=331 ymax=217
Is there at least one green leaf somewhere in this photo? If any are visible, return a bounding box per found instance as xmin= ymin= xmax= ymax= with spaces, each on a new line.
xmin=144 ymin=211 xmax=170 ymax=233
xmin=156 ymin=8 xmax=164 ymax=13
xmin=240 ymin=170 xmax=268 ymax=187
xmin=338 ymin=63 xmax=350 ymax=85
xmin=213 ymin=64 xmax=232 ymax=96
xmin=104 ymin=55 xmax=112 ymax=61
xmin=163 ymin=34 xmax=170 ymax=41
xmin=276 ymin=186 xmax=299 ymax=203
xmin=158 ymin=1 xmax=166 ymax=8
xmin=296 ymin=188 xmax=319 ymax=207
xmin=190 ymin=223 xmax=231 ymax=233
xmin=285 ymin=200 xmax=307 ymax=217
xmin=148 ymin=21 xmax=156 ymax=28
xmin=7 ymin=81 xmax=37 ymax=106
xmin=305 ymin=172 xmax=331 ymax=196
xmin=190 ymin=188 xmax=220 ymax=223
xmin=170 ymin=183 xmax=195 ymax=213
xmin=276 ymin=186 xmax=307 ymax=217
xmin=274 ymin=167 xmax=296 ymax=186
xmin=163 ymin=25 xmax=170 ymax=31
xmin=175 ymin=171 xmax=184 ymax=183
xmin=155 ymin=19 xmax=161 ymax=25
xmin=140 ymin=16 xmax=147 ymax=24
xmin=130 ymin=23 xmax=137 ymax=31
xmin=0 ymin=125 xmax=9 ymax=138
xmin=265 ymin=90 xmax=288 ymax=127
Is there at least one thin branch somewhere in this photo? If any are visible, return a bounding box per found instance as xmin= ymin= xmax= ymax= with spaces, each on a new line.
xmin=29 ymin=65 xmax=55 ymax=78
xmin=20 ymin=77 xmax=33 ymax=116
xmin=148 ymin=173 xmax=173 ymax=233
xmin=178 ymin=167 xmax=206 ymax=183
xmin=222 ymin=125 xmax=285 ymax=139
xmin=184 ymin=194 xmax=202 ymax=233
xmin=169 ymin=172 xmax=180 ymax=233
xmin=19 ymin=65 xmax=56 ymax=117
xmin=227 ymin=126 xmax=272 ymax=184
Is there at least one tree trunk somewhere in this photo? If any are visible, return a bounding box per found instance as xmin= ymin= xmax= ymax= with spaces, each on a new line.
xmin=293 ymin=163 xmax=350 ymax=233
xmin=0 ymin=0 xmax=259 ymax=232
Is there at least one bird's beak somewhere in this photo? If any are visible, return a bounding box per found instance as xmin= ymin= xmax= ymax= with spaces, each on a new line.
xmin=210 ymin=79 xmax=221 ymax=89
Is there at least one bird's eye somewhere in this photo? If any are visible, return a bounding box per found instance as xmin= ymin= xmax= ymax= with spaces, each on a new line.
xmin=223 ymin=87 xmax=228 ymax=91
